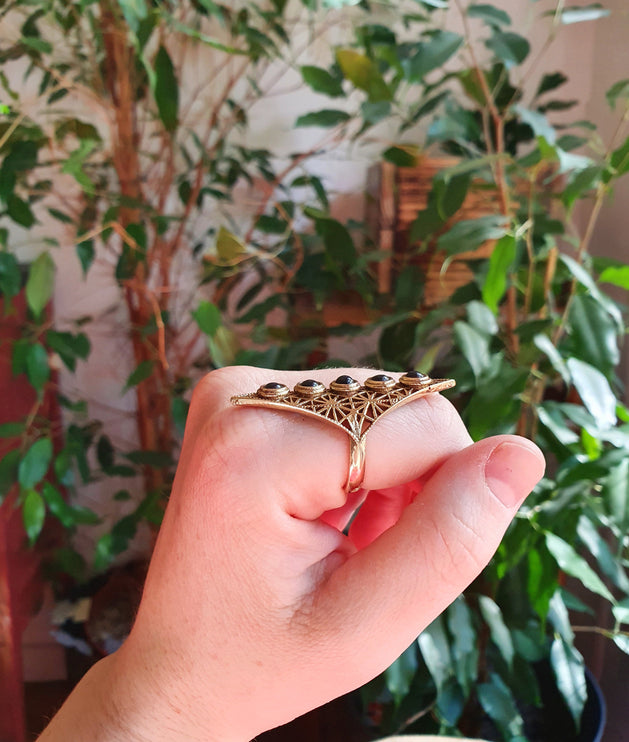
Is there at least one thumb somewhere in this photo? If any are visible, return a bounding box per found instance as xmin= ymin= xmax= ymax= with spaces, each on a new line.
xmin=307 ymin=435 xmax=545 ymax=692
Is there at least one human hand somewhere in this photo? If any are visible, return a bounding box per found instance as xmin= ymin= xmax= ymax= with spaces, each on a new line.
xmin=39 ymin=367 xmax=545 ymax=742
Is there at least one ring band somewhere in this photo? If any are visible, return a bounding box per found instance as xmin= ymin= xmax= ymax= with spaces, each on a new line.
xmin=231 ymin=372 xmax=455 ymax=492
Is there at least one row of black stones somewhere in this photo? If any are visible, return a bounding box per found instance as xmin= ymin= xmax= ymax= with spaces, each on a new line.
xmin=257 ymin=371 xmax=429 ymax=399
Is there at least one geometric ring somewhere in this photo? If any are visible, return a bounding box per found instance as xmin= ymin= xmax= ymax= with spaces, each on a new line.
xmin=231 ymin=371 xmax=455 ymax=492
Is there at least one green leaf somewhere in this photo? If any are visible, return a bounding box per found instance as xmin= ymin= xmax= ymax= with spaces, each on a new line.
xmin=124 ymin=449 xmax=173 ymax=467
xmin=603 ymin=458 xmax=629 ymax=533
xmin=433 ymin=173 xmax=470 ymax=220
xmin=6 ymin=195 xmax=35 ymax=227
xmin=192 ymin=300 xmax=221 ymax=336
xmin=560 ymin=253 xmax=623 ymax=330
xmin=606 ymin=79 xmax=629 ymax=110
xmin=361 ymin=100 xmax=392 ymax=127
xmin=255 ymin=214 xmax=287 ymax=234
xmin=25 ymin=342 xmax=50 ymax=392
xmin=295 ymin=109 xmax=350 ymax=128
xmin=0 ymin=252 xmax=22 ymax=298
xmin=467 ymin=300 xmax=498 ymax=336
xmin=2 ymin=140 xmax=38 ymax=172
xmin=547 ymin=591 xmax=574 ymax=644
xmin=612 ymin=598 xmax=629 ymax=625
xmin=566 ymin=357 xmax=617 ymax=430
xmin=18 ymin=437 xmax=53 ymax=489
xmin=417 ymin=614 xmax=453 ymax=694
xmin=300 ymin=65 xmax=344 ymax=97
xmin=514 ymin=105 xmax=556 ymax=144
xmin=207 ymin=326 xmax=240 ymax=368
xmin=528 ymin=547 xmax=558 ymax=621
xmin=482 ymin=234 xmax=516 ymax=313
xmin=76 ymin=239 xmax=95 ymax=276
xmin=69 ymin=504 xmax=101 ymax=525
xmin=93 ymin=532 xmax=115 ymax=571
xmin=46 ymin=331 xmax=90 ymax=372
xmin=0 ymin=449 xmax=20 ymax=501
xmin=436 ymin=215 xmax=509 ymax=255
xmin=613 ymin=634 xmax=629 ymax=654
xmin=216 ymin=226 xmax=246 ymax=261
xmin=41 ymin=481 xmax=73 ymax=528
xmin=550 ymin=637 xmax=587 ymax=727
xmin=384 ymin=643 xmax=418 ymax=706
xmin=61 ymin=139 xmax=97 ymax=192
xmin=453 ymin=321 xmax=491 ymax=380
xmin=0 ymin=422 xmax=25 ymax=438
xmin=479 ymin=596 xmax=514 ymax=670
xmin=314 ymin=217 xmax=356 ymax=265
xmin=478 ymin=673 xmax=524 ymax=739
xmin=123 ymin=360 xmax=154 ymax=391
xmin=395 ymin=265 xmax=423 ymax=310
xmin=485 ymin=31 xmax=530 ymax=67
xmin=172 ymin=397 xmax=189 ymax=437
xmin=22 ymin=489 xmax=46 ymax=545
xmin=25 ymin=252 xmax=55 ymax=318
xmin=567 ymin=293 xmax=620 ymax=376
xmin=153 ymin=45 xmax=179 ymax=133
xmin=534 ymin=333 xmax=570 ymax=385
xmin=599 ymin=264 xmax=629 ymax=289
xmin=558 ymin=4 xmax=610 ymax=24
xmin=96 ymin=435 xmax=115 ymax=472
xmin=336 ymin=49 xmax=392 ymax=102
xmin=51 ymin=547 xmax=86 ymax=581
xmin=535 ymin=72 xmax=568 ymax=98
xmin=406 ymin=31 xmax=463 ymax=80
xmin=467 ymin=4 xmax=511 ymax=26
xmin=606 ymin=136 xmax=629 ymax=182
xmin=577 ymin=515 xmax=629 ymax=593
xmin=382 ymin=146 xmax=418 ymax=167
xmin=562 ymin=166 xmax=602 ymax=210
xmin=545 ymin=532 xmax=615 ymax=602
xmin=446 ymin=597 xmax=478 ymax=694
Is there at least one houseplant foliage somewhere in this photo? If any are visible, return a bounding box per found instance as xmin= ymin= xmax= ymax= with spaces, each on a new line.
xmin=0 ymin=0 xmax=377 ymax=582
xmin=295 ymin=0 xmax=629 ymax=739
xmin=1 ymin=1 xmax=628 ymax=740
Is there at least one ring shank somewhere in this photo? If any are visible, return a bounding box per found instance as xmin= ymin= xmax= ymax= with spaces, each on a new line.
xmin=346 ymin=437 xmax=367 ymax=492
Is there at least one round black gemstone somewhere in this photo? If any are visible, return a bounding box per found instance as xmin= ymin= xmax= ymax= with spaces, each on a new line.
xmin=264 ymin=382 xmax=284 ymax=389
xmin=300 ymin=379 xmax=319 ymax=387
xmin=371 ymin=374 xmax=392 ymax=382
xmin=335 ymin=375 xmax=356 ymax=385
xmin=405 ymin=370 xmax=426 ymax=378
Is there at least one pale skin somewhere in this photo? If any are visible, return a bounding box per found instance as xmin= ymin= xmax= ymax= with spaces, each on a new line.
xmin=38 ymin=367 xmax=546 ymax=742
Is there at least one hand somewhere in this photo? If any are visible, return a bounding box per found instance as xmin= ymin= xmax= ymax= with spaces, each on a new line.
xmin=39 ymin=367 xmax=545 ymax=742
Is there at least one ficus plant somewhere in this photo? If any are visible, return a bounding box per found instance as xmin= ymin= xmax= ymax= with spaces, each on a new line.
xmin=1 ymin=0 xmax=628 ymax=740
xmin=0 ymin=0 xmax=380 ymax=584
xmin=296 ymin=0 xmax=629 ymax=739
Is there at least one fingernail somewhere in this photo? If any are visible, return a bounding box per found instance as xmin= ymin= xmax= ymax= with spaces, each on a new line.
xmin=485 ymin=440 xmax=545 ymax=508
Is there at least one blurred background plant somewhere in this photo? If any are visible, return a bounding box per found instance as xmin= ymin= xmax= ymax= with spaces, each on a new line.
xmin=1 ymin=0 xmax=629 ymax=740
xmin=302 ymin=1 xmax=629 ymax=739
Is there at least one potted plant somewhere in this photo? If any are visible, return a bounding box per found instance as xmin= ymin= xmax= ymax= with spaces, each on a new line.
xmin=297 ymin=1 xmax=629 ymax=739
xmin=0 ymin=0 xmax=376 ymax=735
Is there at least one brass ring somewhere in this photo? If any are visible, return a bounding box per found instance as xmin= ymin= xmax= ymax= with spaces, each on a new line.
xmin=231 ymin=372 xmax=455 ymax=493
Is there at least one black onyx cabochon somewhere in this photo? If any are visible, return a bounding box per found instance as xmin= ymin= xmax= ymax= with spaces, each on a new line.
xmin=335 ymin=375 xmax=356 ymax=385
xmin=264 ymin=382 xmax=285 ymax=389
xmin=300 ymin=379 xmax=320 ymax=387
xmin=370 ymin=374 xmax=392 ymax=382
xmin=405 ymin=370 xmax=427 ymax=378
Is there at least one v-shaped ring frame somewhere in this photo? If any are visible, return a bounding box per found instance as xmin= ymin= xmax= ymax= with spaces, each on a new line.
xmin=231 ymin=372 xmax=455 ymax=492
